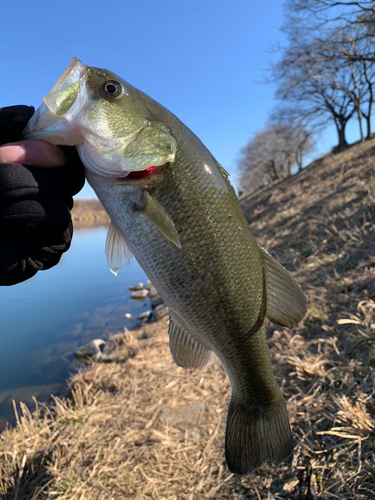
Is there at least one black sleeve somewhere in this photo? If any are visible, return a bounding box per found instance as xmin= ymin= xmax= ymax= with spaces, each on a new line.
xmin=0 ymin=105 xmax=85 ymax=285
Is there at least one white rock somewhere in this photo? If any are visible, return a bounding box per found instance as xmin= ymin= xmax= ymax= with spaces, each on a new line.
xmin=74 ymin=339 xmax=105 ymax=363
xmin=131 ymin=289 xmax=149 ymax=300
xmin=128 ymin=282 xmax=144 ymax=291
xmin=136 ymin=310 xmax=152 ymax=320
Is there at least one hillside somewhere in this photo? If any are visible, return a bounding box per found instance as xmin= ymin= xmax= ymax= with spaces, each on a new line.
xmin=1 ymin=139 xmax=375 ymax=499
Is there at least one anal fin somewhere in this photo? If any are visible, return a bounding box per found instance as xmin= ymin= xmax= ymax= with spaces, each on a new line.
xmin=168 ymin=314 xmax=211 ymax=369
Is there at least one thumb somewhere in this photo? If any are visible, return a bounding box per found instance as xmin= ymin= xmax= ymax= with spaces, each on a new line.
xmin=0 ymin=140 xmax=67 ymax=168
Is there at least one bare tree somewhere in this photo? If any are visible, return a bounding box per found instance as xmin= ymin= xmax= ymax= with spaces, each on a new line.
xmin=323 ymin=24 xmax=375 ymax=137
xmin=286 ymin=1 xmax=375 ymax=26
xmin=276 ymin=2 xmax=375 ymax=145
xmin=238 ymin=116 xmax=314 ymax=193
xmin=361 ymin=58 xmax=375 ymax=136
xmin=238 ymin=132 xmax=272 ymax=194
xmin=272 ymin=36 xmax=357 ymax=149
xmin=313 ymin=25 xmax=375 ymax=140
xmin=284 ymin=0 xmax=375 ymax=62
xmin=270 ymin=108 xmax=316 ymax=172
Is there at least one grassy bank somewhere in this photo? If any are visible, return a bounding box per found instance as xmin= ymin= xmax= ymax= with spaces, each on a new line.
xmin=71 ymin=199 xmax=110 ymax=229
xmin=1 ymin=139 xmax=375 ymax=499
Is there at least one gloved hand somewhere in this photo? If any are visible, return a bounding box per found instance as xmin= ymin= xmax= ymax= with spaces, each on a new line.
xmin=0 ymin=105 xmax=85 ymax=285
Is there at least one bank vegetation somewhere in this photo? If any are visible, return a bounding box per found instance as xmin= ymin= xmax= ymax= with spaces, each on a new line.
xmin=1 ymin=135 xmax=375 ymax=499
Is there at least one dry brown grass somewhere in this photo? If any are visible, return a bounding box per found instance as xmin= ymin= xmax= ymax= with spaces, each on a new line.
xmin=1 ymin=139 xmax=375 ymax=499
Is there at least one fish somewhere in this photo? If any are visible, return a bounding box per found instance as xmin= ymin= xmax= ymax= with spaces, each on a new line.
xmin=23 ymin=57 xmax=307 ymax=474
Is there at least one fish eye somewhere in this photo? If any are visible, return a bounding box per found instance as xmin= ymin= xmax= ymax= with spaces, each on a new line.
xmin=101 ymin=80 xmax=123 ymax=99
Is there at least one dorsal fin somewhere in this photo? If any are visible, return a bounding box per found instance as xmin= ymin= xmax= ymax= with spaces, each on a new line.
xmin=259 ymin=245 xmax=307 ymax=327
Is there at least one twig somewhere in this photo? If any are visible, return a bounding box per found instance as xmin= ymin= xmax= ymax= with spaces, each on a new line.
xmin=12 ymin=400 xmax=20 ymax=428
xmin=14 ymin=453 xmax=27 ymax=500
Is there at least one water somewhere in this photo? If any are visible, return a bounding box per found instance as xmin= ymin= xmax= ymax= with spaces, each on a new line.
xmin=0 ymin=226 xmax=151 ymax=430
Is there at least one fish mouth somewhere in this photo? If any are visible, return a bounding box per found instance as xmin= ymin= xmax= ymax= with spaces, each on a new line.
xmin=115 ymin=165 xmax=161 ymax=182
xmin=124 ymin=166 xmax=158 ymax=178
xmin=50 ymin=57 xmax=87 ymax=93
xmin=23 ymin=57 xmax=88 ymax=145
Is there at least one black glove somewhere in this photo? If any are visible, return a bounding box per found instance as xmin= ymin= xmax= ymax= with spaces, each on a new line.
xmin=0 ymin=105 xmax=85 ymax=285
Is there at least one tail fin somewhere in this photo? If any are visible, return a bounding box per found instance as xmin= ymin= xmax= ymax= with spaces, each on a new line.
xmin=225 ymin=398 xmax=292 ymax=474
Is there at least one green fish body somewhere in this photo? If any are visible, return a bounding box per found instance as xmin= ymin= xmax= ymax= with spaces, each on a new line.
xmin=24 ymin=58 xmax=307 ymax=474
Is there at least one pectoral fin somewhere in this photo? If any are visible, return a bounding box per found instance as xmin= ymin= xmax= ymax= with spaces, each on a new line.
xmin=105 ymin=222 xmax=133 ymax=275
xmin=259 ymin=245 xmax=307 ymax=326
xmin=134 ymin=191 xmax=182 ymax=249
xmin=169 ymin=314 xmax=211 ymax=369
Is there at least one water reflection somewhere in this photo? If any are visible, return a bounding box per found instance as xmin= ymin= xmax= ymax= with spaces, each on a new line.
xmin=0 ymin=226 xmax=149 ymax=430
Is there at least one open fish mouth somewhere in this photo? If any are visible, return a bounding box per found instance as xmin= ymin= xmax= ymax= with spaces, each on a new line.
xmin=49 ymin=57 xmax=87 ymax=93
xmin=113 ymin=164 xmax=170 ymax=184
xmin=23 ymin=57 xmax=177 ymax=179
xmin=118 ymin=165 xmax=158 ymax=180
xmin=22 ymin=58 xmax=89 ymax=147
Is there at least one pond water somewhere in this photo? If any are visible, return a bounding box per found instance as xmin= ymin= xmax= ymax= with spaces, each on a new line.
xmin=0 ymin=226 xmax=151 ymax=430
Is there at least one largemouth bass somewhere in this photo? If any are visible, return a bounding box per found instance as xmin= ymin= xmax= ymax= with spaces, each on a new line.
xmin=24 ymin=58 xmax=307 ymax=474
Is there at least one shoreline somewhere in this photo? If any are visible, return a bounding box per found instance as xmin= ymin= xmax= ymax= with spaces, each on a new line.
xmin=1 ymin=139 xmax=375 ymax=498
xmin=71 ymin=198 xmax=110 ymax=229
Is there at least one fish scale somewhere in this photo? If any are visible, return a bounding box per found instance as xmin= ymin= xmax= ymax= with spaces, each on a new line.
xmin=24 ymin=57 xmax=308 ymax=474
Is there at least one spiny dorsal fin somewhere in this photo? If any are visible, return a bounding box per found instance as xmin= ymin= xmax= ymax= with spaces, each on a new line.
xmin=105 ymin=222 xmax=133 ymax=275
xmin=218 ymin=163 xmax=230 ymax=179
xmin=169 ymin=314 xmax=211 ymax=369
xmin=133 ymin=191 xmax=182 ymax=249
xmin=259 ymin=245 xmax=307 ymax=327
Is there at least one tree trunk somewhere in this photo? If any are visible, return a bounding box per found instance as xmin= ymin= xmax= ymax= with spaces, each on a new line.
xmin=268 ymin=159 xmax=279 ymax=182
xmin=363 ymin=63 xmax=373 ymax=140
xmin=335 ymin=120 xmax=348 ymax=152
xmin=365 ymin=115 xmax=372 ymax=139
xmin=296 ymin=150 xmax=303 ymax=172
xmin=358 ymin=109 xmax=364 ymax=143
xmin=337 ymin=127 xmax=347 ymax=148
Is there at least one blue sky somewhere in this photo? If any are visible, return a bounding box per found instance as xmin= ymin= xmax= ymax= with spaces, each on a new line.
xmin=1 ymin=0 xmax=351 ymax=198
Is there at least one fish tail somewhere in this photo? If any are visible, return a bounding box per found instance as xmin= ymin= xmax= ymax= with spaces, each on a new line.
xmin=225 ymin=397 xmax=292 ymax=474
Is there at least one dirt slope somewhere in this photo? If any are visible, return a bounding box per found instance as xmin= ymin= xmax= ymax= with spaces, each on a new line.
xmin=1 ymin=139 xmax=375 ymax=499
